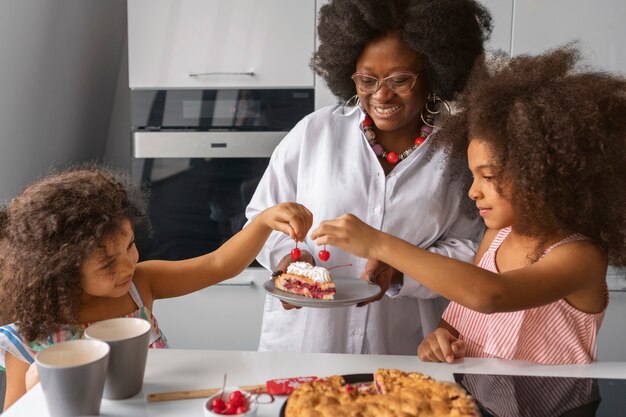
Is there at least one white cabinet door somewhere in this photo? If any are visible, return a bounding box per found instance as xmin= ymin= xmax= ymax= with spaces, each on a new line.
xmin=511 ymin=0 xmax=626 ymax=72
xmin=152 ymin=268 xmax=268 ymax=350
xmin=128 ymin=0 xmax=316 ymax=89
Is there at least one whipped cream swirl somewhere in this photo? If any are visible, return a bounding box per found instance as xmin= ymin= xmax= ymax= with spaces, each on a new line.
xmin=286 ymin=262 xmax=332 ymax=283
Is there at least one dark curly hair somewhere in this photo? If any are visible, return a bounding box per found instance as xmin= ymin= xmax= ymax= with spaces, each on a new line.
xmin=438 ymin=45 xmax=626 ymax=266
xmin=312 ymin=0 xmax=492 ymax=101
xmin=0 ymin=164 xmax=148 ymax=341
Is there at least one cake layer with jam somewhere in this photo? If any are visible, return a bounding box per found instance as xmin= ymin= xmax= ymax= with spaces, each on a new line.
xmin=274 ymin=262 xmax=336 ymax=300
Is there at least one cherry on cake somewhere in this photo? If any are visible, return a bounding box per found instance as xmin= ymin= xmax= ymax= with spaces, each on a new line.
xmin=274 ymin=262 xmax=336 ymax=300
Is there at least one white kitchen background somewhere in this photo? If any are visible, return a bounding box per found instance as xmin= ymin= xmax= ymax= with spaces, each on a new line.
xmin=0 ymin=0 xmax=625 ymax=407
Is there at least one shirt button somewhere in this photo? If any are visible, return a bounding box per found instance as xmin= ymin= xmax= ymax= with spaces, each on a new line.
xmin=373 ymin=207 xmax=381 ymax=214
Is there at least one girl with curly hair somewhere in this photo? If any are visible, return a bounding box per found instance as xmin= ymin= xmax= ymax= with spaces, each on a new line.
xmin=0 ymin=165 xmax=312 ymax=409
xmin=246 ymin=0 xmax=491 ymax=354
xmin=312 ymin=45 xmax=626 ymax=365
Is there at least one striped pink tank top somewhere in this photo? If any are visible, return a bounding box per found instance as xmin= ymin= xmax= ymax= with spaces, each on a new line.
xmin=442 ymin=227 xmax=607 ymax=364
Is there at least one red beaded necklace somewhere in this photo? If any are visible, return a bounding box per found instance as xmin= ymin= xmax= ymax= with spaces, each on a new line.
xmin=362 ymin=114 xmax=433 ymax=164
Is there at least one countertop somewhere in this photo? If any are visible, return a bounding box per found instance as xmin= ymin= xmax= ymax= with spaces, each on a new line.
xmin=4 ymin=349 xmax=626 ymax=416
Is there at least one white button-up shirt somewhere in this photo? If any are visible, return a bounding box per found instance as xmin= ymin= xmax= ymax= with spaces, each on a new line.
xmin=246 ymin=104 xmax=482 ymax=355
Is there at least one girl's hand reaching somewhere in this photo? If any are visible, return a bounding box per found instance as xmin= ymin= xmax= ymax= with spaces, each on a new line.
xmin=260 ymin=202 xmax=313 ymax=241
xmin=417 ymin=328 xmax=467 ymax=363
xmin=311 ymin=214 xmax=382 ymax=259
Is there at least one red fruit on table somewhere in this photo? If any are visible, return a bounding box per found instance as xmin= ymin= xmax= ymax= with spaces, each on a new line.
xmin=229 ymin=391 xmax=244 ymax=402
xmin=290 ymin=247 xmax=301 ymax=260
xmin=318 ymin=249 xmax=330 ymax=262
xmin=210 ymin=397 xmax=226 ymax=413
xmin=223 ymin=405 xmax=237 ymax=415
xmin=227 ymin=396 xmax=245 ymax=408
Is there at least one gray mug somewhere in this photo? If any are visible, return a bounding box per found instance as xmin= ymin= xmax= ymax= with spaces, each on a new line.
xmin=35 ymin=339 xmax=110 ymax=417
xmin=85 ymin=317 xmax=151 ymax=399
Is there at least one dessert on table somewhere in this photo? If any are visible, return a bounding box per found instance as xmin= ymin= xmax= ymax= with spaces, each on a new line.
xmin=285 ymin=369 xmax=479 ymax=417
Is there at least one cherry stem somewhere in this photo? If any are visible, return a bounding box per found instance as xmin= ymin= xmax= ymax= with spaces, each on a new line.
xmin=327 ymin=263 xmax=353 ymax=271
xmin=220 ymin=372 xmax=227 ymax=400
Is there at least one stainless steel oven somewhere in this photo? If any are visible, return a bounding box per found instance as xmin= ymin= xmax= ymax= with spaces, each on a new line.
xmin=131 ymin=88 xmax=314 ymax=263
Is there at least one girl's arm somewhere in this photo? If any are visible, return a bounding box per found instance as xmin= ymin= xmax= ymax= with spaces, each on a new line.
xmin=138 ymin=202 xmax=312 ymax=301
xmin=3 ymin=353 xmax=29 ymax=410
xmin=312 ymin=214 xmax=607 ymax=313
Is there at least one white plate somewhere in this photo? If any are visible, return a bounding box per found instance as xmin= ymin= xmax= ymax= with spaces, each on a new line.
xmin=263 ymin=276 xmax=381 ymax=308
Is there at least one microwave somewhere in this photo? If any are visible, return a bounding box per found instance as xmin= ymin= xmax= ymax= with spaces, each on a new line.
xmin=131 ymin=88 xmax=314 ymax=262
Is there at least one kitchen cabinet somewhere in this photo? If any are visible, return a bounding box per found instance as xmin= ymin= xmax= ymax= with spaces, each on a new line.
xmin=152 ymin=268 xmax=267 ymax=350
xmin=511 ymin=0 xmax=626 ymax=72
xmin=598 ymin=268 xmax=626 ymax=361
xmin=128 ymin=0 xmax=316 ymax=89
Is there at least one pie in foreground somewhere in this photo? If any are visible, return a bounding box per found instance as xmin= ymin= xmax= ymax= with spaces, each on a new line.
xmin=285 ymin=368 xmax=479 ymax=417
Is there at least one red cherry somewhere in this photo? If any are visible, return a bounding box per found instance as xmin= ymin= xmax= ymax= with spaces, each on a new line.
xmin=235 ymin=405 xmax=248 ymax=414
xmin=290 ymin=248 xmax=301 ymax=260
xmin=386 ymin=152 xmax=399 ymax=164
xmin=415 ymin=136 xmax=426 ymax=146
xmin=211 ymin=397 xmax=226 ymax=413
xmin=227 ymin=394 xmax=245 ymax=408
xmin=318 ymin=249 xmax=330 ymax=262
xmin=229 ymin=391 xmax=244 ymax=401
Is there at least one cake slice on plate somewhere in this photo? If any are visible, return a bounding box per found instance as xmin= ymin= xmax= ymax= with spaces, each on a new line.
xmin=274 ymin=261 xmax=336 ymax=300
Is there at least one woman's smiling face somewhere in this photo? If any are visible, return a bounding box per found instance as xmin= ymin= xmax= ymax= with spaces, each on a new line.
xmin=355 ymin=31 xmax=428 ymax=136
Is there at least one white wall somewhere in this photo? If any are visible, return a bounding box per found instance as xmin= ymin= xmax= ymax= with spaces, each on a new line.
xmin=511 ymin=0 xmax=626 ymax=74
xmin=0 ymin=1 xmax=127 ymax=409
xmin=103 ymin=35 xmax=133 ymax=172
xmin=0 ymin=0 xmax=127 ymax=202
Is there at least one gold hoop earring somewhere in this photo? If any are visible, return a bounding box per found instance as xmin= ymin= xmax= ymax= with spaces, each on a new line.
xmin=420 ymin=93 xmax=451 ymax=128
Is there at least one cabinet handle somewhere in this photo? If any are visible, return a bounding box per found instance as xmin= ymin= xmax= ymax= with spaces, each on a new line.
xmin=188 ymin=71 xmax=255 ymax=77
xmin=215 ymin=280 xmax=254 ymax=286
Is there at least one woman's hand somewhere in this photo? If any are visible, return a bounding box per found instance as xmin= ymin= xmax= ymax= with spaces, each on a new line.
xmin=273 ymin=250 xmax=315 ymax=310
xmin=417 ymin=328 xmax=467 ymax=363
xmin=311 ymin=214 xmax=382 ymax=259
xmin=260 ymin=202 xmax=313 ymax=241
xmin=356 ymin=259 xmax=402 ymax=307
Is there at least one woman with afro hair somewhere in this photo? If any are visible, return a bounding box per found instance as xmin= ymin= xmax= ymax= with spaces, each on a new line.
xmin=313 ymin=45 xmax=626 ymax=364
xmin=246 ymin=0 xmax=492 ymax=354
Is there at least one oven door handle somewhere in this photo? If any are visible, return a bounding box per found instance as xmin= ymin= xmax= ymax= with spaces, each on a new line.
xmin=188 ymin=71 xmax=255 ymax=77
xmin=216 ymin=280 xmax=254 ymax=287
xmin=132 ymin=131 xmax=286 ymax=158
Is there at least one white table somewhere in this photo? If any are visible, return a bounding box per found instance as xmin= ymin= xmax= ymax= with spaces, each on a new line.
xmin=5 ymin=349 xmax=626 ymax=416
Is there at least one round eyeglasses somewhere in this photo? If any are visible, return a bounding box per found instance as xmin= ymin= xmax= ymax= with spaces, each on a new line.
xmin=351 ymin=71 xmax=419 ymax=94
